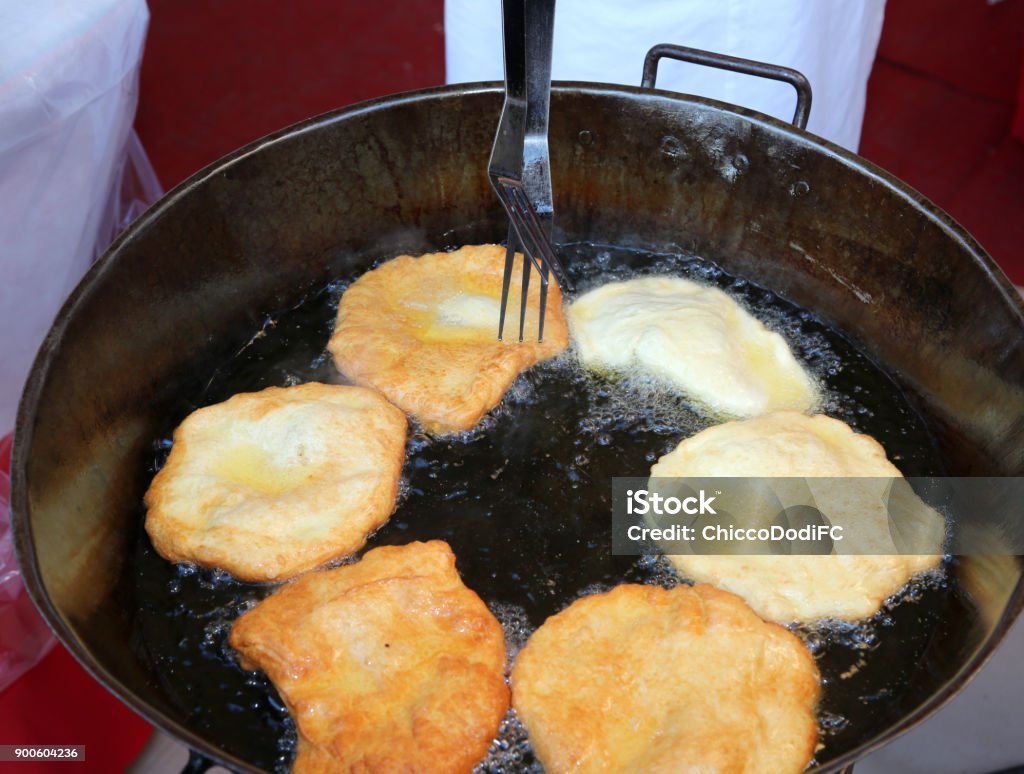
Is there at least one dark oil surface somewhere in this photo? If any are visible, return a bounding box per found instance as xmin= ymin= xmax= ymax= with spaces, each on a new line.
xmin=130 ymin=244 xmax=951 ymax=772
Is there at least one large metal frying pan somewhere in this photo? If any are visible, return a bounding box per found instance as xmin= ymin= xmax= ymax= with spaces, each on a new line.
xmin=11 ymin=65 xmax=1024 ymax=773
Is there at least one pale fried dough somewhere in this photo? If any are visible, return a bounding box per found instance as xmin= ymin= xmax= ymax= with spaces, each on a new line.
xmin=328 ymin=244 xmax=568 ymax=434
xmin=650 ymin=411 xmax=944 ymax=622
xmin=511 ymin=583 xmax=820 ymax=774
xmin=144 ymin=383 xmax=407 ymax=582
xmin=229 ymin=541 xmax=509 ymax=774
xmin=568 ymin=276 xmax=819 ymax=418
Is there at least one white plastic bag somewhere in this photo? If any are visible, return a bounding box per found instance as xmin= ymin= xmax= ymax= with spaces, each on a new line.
xmin=0 ymin=0 xmax=162 ymax=692
xmin=0 ymin=0 xmax=162 ymax=437
xmin=0 ymin=435 xmax=55 ymax=694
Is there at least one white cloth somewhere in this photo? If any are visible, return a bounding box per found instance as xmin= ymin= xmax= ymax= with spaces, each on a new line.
xmin=0 ymin=0 xmax=159 ymax=434
xmin=444 ymin=0 xmax=885 ymax=151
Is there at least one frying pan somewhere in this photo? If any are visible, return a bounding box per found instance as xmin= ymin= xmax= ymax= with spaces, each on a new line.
xmin=11 ymin=52 xmax=1024 ymax=773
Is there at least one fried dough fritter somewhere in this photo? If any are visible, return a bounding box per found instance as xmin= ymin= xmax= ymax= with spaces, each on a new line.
xmin=328 ymin=244 xmax=568 ymax=434
xmin=511 ymin=583 xmax=820 ymax=774
xmin=567 ymin=276 xmax=819 ymax=418
xmin=144 ymin=383 xmax=407 ymax=583
xmin=650 ymin=411 xmax=944 ymax=623
xmin=229 ymin=541 xmax=509 ymax=774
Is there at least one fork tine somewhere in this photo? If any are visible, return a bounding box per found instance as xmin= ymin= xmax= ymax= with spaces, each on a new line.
xmin=498 ymin=225 xmax=517 ymax=341
xmin=518 ymin=242 xmax=532 ymax=342
xmin=500 ymin=181 xmax=561 ymax=343
xmin=508 ymin=184 xmax=570 ymax=288
xmin=537 ymin=259 xmax=549 ymax=343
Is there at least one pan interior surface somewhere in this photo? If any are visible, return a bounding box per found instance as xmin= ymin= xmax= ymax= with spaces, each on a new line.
xmin=132 ymin=243 xmax=956 ymax=772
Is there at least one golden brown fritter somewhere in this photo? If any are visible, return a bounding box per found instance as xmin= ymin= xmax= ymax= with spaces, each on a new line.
xmin=229 ymin=541 xmax=509 ymax=774
xmin=328 ymin=244 xmax=568 ymax=434
xmin=650 ymin=411 xmax=944 ymax=622
xmin=511 ymin=583 xmax=820 ymax=774
xmin=144 ymin=383 xmax=407 ymax=582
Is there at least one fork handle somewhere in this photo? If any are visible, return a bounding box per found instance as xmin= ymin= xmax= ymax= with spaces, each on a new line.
xmin=522 ymin=0 xmax=555 ymax=231
xmin=499 ymin=0 xmax=527 ymax=106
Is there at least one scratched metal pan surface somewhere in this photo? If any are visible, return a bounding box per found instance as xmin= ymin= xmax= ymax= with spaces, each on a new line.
xmin=12 ymin=83 xmax=1024 ymax=773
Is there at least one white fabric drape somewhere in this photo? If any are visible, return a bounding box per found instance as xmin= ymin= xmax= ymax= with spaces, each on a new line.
xmin=444 ymin=0 xmax=886 ymax=152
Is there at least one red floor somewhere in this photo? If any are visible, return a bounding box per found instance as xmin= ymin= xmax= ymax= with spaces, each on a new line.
xmin=3 ymin=2 xmax=1022 ymax=772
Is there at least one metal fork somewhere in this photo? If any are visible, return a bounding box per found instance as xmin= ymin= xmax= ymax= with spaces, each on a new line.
xmin=488 ymin=0 xmax=572 ymax=342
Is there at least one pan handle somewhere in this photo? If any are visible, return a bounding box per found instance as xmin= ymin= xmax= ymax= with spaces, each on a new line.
xmin=640 ymin=43 xmax=813 ymax=129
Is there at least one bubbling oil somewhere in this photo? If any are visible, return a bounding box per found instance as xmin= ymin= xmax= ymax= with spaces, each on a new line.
xmin=130 ymin=243 xmax=949 ymax=772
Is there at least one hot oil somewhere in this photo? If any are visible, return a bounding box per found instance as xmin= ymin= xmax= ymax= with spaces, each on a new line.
xmin=130 ymin=243 xmax=950 ymax=772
